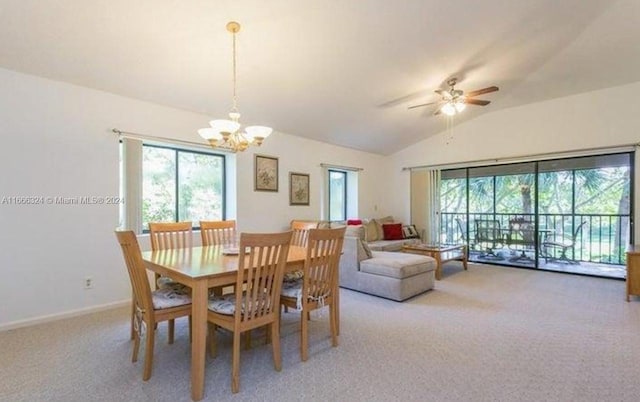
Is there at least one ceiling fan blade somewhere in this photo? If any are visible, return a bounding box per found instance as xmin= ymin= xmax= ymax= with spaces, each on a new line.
xmin=465 ymin=86 xmax=499 ymax=98
xmin=465 ymin=99 xmax=490 ymax=106
xmin=433 ymin=107 xmax=442 ymax=116
xmin=408 ymin=101 xmax=438 ymax=110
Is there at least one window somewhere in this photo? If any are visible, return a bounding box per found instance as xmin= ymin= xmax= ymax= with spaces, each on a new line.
xmin=142 ymin=144 xmax=225 ymax=231
xmin=328 ymin=170 xmax=347 ymax=221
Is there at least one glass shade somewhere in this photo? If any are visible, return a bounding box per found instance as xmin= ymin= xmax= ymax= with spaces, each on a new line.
xmin=441 ymin=102 xmax=456 ymax=116
xmin=198 ymin=128 xmax=223 ymax=140
xmin=245 ymin=125 xmax=273 ymax=139
xmin=209 ymin=119 xmax=240 ymax=134
xmin=455 ymin=100 xmax=466 ymax=112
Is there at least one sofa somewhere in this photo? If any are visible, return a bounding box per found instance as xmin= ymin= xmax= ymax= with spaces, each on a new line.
xmin=321 ymin=216 xmax=421 ymax=252
xmin=338 ymin=233 xmax=436 ymax=301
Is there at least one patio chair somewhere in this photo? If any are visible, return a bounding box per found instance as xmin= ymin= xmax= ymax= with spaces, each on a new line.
xmin=475 ymin=220 xmax=504 ymax=260
xmin=542 ymin=221 xmax=587 ymax=264
xmin=507 ymin=217 xmax=535 ymax=262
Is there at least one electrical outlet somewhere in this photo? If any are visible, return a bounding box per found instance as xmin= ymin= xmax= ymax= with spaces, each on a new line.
xmin=84 ymin=277 xmax=93 ymax=289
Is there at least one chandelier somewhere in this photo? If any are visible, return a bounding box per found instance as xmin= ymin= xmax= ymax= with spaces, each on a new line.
xmin=198 ymin=21 xmax=272 ymax=152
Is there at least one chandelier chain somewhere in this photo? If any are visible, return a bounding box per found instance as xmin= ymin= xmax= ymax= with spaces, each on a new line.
xmin=232 ymin=29 xmax=237 ymax=112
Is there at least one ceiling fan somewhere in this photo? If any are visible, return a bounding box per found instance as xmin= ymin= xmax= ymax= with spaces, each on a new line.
xmin=408 ymin=78 xmax=499 ymax=116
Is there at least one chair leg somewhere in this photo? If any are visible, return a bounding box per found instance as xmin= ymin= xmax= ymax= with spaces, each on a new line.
xmin=284 ymin=305 xmax=289 ymax=313
xmin=300 ymin=309 xmax=309 ymax=362
xmin=244 ymin=331 xmax=251 ymax=350
xmin=329 ymin=302 xmax=338 ymax=347
xmin=271 ymin=321 xmax=282 ymax=371
xmin=142 ymin=324 xmax=155 ymax=381
xmin=168 ymin=319 xmax=175 ymax=344
xmin=208 ymin=322 xmax=217 ymax=358
xmin=132 ymin=330 xmax=140 ymax=363
xmin=188 ymin=316 xmax=193 ymax=343
xmin=130 ymin=301 xmax=136 ymax=341
xmin=231 ymin=331 xmax=241 ymax=393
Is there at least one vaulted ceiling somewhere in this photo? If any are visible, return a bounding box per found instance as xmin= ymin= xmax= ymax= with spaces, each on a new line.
xmin=0 ymin=0 xmax=638 ymax=154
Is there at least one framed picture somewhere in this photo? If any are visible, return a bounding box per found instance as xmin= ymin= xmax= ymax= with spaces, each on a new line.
xmin=254 ymin=154 xmax=279 ymax=192
xmin=289 ymin=172 xmax=310 ymax=206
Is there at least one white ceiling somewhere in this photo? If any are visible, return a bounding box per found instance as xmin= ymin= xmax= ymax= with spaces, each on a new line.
xmin=0 ymin=0 xmax=638 ymax=155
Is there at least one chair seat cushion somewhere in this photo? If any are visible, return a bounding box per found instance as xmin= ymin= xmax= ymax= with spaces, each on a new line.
xmin=157 ymin=276 xmax=190 ymax=293
xmin=283 ymin=270 xmax=304 ymax=282
xmin=208 ymin=294 xmax=237 ymax=315
xmin=208 ymin=292 xmax=273 ymax=316
xmin=151 ymin=288 xmax=192 ymax=310
xmin=281 ymin=278 xmax=332 ymax=310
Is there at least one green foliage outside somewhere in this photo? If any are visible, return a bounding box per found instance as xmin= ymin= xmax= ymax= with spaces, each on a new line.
xmin=142 ymin=146 xmax=224 ymax=230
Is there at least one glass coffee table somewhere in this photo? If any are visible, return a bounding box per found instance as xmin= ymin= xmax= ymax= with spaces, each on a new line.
xmin=402 ymin=243 xmax=467 ymax=280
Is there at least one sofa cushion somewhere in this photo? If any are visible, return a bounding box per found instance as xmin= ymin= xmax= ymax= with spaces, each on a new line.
xmin=347 ymin=219 xmax=362 ymax=225
xmin=368 ymin=238 xmax=418 ymax=252
xmin=382 ymin=223 xmax=403 ymax=240
xmin=364 ymin=220 xmax=379 ymax=242
xmin=361 ymin=252 xmax=435 ymax=279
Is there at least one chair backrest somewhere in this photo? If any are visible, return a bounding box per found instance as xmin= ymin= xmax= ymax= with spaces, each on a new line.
xmin=148 ymin=221 xmax=192 ymax=251
xmin=508 ymin=217 xmax=535 ymax=244
xmin=572 ymin=220 xmax=588 ymax=242
xmin=303 ymin=227 xmax=346 ymax=305
xmin=476 ymin=220 xmax=501 ymax=242
xmin=115 ymin=231 xmax=153 ymax=313
xmin=235 ymin=231 xmax=293 ymax=324
xmin=200 ymin=220 xmax=237 ymax=246
xmin=290 ymin=220 xmax=319 ymax=247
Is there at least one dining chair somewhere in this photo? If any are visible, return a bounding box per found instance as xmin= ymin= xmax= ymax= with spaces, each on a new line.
xmin=290 ymin=220 xmax=319 ymax=247
xmin=280 ymin=227 xmax=345 ymax=361
xmin=130 ymin=221 xmax=191 ymax=341
xmin=283 ymin=220 xmax=319 ymax=312
xmin=200 ymin=220 xmax=237 ymax=246
xmin=207 ymin=231 xmax=292 ymax=393
xmin=115 ymin=231 xmax=192 ymax=381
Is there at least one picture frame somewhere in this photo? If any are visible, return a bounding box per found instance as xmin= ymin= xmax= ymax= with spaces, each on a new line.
xmin=254 ymin=154 xmax=279 ymax=192
xmin=289 ymin=172 xmax=310 ymax=206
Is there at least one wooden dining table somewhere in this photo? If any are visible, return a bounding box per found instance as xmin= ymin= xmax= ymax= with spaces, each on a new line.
xmin=142 ymin=245 xmax=307 ymax=401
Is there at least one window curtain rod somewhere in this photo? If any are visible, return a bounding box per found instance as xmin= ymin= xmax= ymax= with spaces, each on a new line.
xmin=320 ymin=163 xmax=363 ymax=172
xmin=112 ymin=128 xmax=232 ymax=152
xmin=402 ymin=143 xmax=640 ymax=171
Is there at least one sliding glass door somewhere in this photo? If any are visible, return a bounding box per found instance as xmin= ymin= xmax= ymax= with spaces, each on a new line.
xmin=440 ymin=152 xmax=632 ymax=278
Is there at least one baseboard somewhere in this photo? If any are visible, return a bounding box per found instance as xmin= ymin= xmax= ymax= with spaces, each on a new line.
xmin=0 ymin=299 xmax=130 ymax=332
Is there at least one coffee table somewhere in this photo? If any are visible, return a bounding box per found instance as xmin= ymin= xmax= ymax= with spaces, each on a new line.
xmin=402 ymin=243 xmax=467 ymax=280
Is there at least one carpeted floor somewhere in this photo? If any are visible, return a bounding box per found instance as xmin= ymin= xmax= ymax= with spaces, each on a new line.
xmin=2 ymin=263 xmax=640 ymax=402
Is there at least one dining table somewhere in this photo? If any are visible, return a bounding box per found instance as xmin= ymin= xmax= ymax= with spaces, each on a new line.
xmin=142 ymin=244 xmax=307 ymax=401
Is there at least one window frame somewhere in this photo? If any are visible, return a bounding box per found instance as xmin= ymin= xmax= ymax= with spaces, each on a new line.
xmin=141 ymin=143 xmax=226 ymax=232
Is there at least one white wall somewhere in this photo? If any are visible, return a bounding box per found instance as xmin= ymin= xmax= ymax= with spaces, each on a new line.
xmin=0 ymin=68 xmax=388 ymax=328
xmin=387 ymin=81 xmax=640 ymax=233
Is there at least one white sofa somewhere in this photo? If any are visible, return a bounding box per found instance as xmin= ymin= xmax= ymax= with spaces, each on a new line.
xmin=339 ymin=236 xmax=436 ymax=301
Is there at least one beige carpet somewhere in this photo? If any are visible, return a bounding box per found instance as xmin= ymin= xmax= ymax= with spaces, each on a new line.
xmin=2 ymin=263 xmax=640 ymax=402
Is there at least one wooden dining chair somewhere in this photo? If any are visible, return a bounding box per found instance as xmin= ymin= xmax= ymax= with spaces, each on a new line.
xmin=280 ymin=227 xmax=345 ymax=361
xmin=115 ymin=231 xmax=192 ymax=381
xmin=200 ymin=220 xmax=237 ymax=246
xmin=129 ymin=221 xmax=191 ymax=341
xmin=207 ymin=231 xmax=292 ymax=393
xmin=290 ymin=220 xmax=319 ymax=247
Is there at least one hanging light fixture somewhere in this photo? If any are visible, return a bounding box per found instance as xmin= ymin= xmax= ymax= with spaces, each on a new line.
xmin=198 ymin=21 xmax=272 ymax=152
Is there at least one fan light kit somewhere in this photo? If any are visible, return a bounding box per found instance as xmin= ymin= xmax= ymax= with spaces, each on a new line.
xmin=409 ymin=78 xmax=499 ymax=116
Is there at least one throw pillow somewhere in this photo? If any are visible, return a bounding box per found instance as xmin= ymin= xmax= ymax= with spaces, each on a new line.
xmin=364 ymin=220 xmax=379 ymax=242
xmin=345 ymin=225 xmax=365 ymax=240
xmin=382 ymin=223 xmax=403 ymax=240
xmin=375 ymin=216 xmax=395 ymax=240
xmin=402 ymin=224 xmax=420 ymax=239
xmin=356 ymin=239 xmax=372 ymax=261
xmin=347 ymin=219 xmax=363 ymax=225
xmin=361 ymin=240 xmax=374 ymax=259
